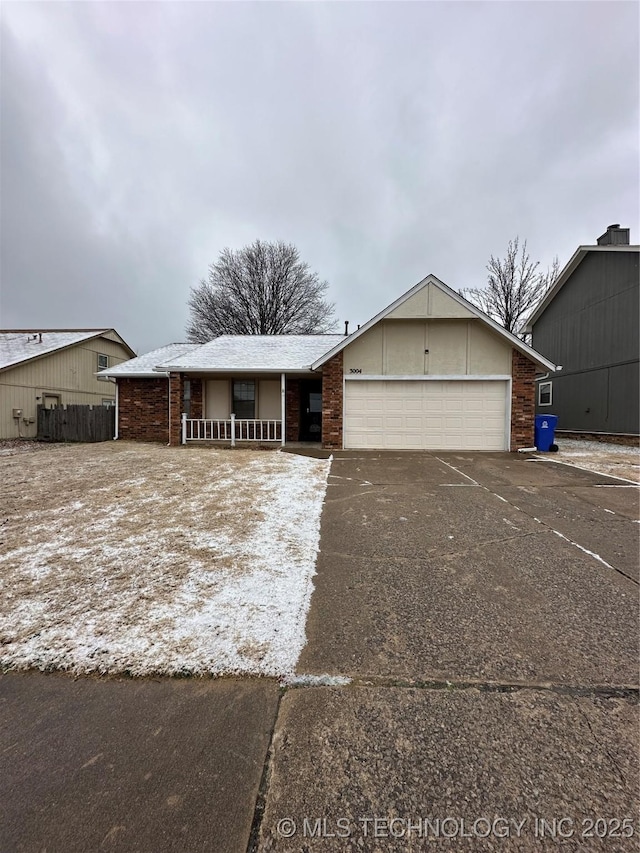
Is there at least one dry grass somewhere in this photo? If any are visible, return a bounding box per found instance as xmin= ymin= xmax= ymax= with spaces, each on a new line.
xmin=0 ymin=441 xmax=330 ymax=676
xmin=550 ymin=438 xmax=640 ymax=483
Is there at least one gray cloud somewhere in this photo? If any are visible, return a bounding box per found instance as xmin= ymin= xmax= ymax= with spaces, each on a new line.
xmin=1 ymin=1 xmax=638 ymax=353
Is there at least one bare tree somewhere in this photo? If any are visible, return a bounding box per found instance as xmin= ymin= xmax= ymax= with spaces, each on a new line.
xmin=186 ymin=240 xmax=336 ymax=342
xmin=463 ymin=237 xmax=559 ymax=338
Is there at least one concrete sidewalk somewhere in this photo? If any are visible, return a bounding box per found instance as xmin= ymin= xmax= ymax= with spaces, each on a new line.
xmin=1 ymin=452 xmax=638 ymax=852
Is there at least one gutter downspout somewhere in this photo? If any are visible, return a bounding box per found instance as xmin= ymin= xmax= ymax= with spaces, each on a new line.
xmin=114 ymin=382 xmax=119 ymax=439
xmin=167 ymin=375 xmax=171 ymax=446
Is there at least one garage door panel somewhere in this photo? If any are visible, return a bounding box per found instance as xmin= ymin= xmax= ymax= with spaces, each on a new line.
xmin=344 ymin=380 xmax=508 ymax=450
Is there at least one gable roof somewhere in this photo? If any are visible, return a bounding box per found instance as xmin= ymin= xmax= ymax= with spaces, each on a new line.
xmin=0 ymin=329 xmax=135 ymax=373
xmin=524 ymin=244 xmax=640 ymax=332
xmin=159 ymin=335 xmax=346 ymax=373
xmin=310 ymin=274 xmax=557 ymax=372
xmin=98 ymin=343 xmax=200 ymax=378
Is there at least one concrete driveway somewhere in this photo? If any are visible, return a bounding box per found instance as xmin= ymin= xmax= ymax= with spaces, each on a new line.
xmin=299 ymin=451 xmax=638 ymax=685
xmin=1 ymin=452 xmax=638 ymax=852
xmin=262 ymin=451 xmax=639 ymax=850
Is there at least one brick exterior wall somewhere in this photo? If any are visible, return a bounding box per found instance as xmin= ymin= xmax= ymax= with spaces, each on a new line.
xmin=321 ymin=352 xmax=343 ymax=450
xmin=118 ymin=378 xmax=169 ymax=442
xmin=169 ymin=372 xmax=184 ymax=446
xmin=286 ymin=378 xmax=301 ymax=442
xmin=510 ymin=349 xmax=537 ymax=449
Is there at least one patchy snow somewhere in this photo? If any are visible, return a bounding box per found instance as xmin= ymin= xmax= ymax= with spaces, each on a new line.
xmin=284 ymin=674 xmax=352 ymax=687
xmin=0 ymin=442 xmax=330 ymax=677
xmin=0 ymin=330 xmax=109 ymax=371
xmin=163 ymin=334 xmax=346 ymax=372
xmin=97 ymin=342 xmax=199 ymax=377
xmin=536 ymin=438 xmax=640 ymax=483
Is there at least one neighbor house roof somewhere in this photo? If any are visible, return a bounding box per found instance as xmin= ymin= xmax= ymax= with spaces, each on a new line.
xmin=310 ymin=274 xmax=557 ymax=372
xmin=0 ymin=329 xmax=135 ymax=373
xmin=524 ymin=244 xmax=640 ymax=332
xmin=159 ymin=335 xmax=347 ymax=373
xmin=98 ymin=343 xmax=200 ymax=378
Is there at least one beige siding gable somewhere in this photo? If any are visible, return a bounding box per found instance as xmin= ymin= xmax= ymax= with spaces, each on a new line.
xmin=101 ymin=330 xmax=129 ymax=347
xmin=343 ymin=323 xmax=383 ymax=374
xmin=383 ymin=321 xmax=426 ymax=374
xmin=88 ymin=336 xmax=132 ymax=361
xmin=3 ymin=339 xmax=130 ymax=393
xmin=468 ymin=322 xmax=512 ymax=374
xmin=427 ymin=321 xmax=468 ymax=374
xmin=387 ymin=283 xmax=475 ymax=320
xmin=343 ymin=318 xmax=512 ymax=377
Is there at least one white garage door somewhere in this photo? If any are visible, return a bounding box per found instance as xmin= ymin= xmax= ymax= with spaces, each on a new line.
xmin=344 ymin=380 xmax=508 ymax=450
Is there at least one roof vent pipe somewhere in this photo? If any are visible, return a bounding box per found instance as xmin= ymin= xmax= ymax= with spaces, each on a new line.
xmin=344 ymin=321 xmax=349 ymax=336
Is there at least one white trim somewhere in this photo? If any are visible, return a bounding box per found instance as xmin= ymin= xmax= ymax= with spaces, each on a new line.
xmin=105 ymin=371 xmax=170 ymax=379
xmin=157 ymin=366 xmax=320 ymax=375
xmin=280 ymin=372 xmax=286 ymax=446
xmin=344 ymin=373 xmax=512 ymax=381
xmin=114 ymin=383 xmax=119 ymax=440
xmin=506 ymin=377 xmax=512 ymax=451
xmin=167 ymin=376 xmax=171 ymax=445
xmin=538 ymin=380 xmax=553 ymax=406
xmin=341 ymin=373 xmax=346 ymax=449
xmin=311 ymin=274 xmax=557 ymax=372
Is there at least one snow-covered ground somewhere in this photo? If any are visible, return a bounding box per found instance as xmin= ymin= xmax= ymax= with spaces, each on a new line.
xmin=0 ymin=442 xmax=330 ymax=677
xmin=536 ymin=438 xmax=640 ymax=483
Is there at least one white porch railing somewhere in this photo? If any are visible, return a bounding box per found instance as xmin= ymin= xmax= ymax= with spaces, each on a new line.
xmin=182 ymin=413 xmax=282 ymax=445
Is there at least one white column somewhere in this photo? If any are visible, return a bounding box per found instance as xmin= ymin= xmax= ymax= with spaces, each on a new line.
xmin=281 ymin=372 xmax=286 ymax=446
xmin=181 ymin=412 xmax=187 ymax=445
xmin=230 ymin=413 xmax=236 ymax=447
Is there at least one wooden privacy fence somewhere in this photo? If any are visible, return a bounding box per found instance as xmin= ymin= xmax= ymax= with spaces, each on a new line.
xmin=37 ymin=404 xmax=115 ymax=443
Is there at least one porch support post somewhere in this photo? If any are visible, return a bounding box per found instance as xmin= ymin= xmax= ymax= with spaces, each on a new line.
xmin=280 ymin=372 xmax=286 ymax=446
xmin=230 ymin=413 xmax=236 ymax=447
xmin=181 ymin=412 xmax=187 ymax=445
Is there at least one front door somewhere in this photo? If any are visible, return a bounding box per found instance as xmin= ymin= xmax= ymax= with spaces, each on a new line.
xmin=299 ymin=380 xmax=322 ymax=442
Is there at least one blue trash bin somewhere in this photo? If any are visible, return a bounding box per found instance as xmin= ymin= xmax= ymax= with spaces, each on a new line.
xmin=534 ymin=414 xmax=558 ymax=451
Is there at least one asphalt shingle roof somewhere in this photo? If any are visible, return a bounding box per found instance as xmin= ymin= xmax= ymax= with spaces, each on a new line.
xmin=0 ymin=330 xmax=109 ymax=372
xmin=98 ymin=343 xmax=199 ymax=377
xmin=161 ymin=335 xmax=347 ymax=372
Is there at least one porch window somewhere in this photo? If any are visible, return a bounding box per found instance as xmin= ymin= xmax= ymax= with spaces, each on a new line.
xmin=232 ymin=380 xmax=255 ymax=418
xmin=183 ymin=379 xmax=191 ymax=418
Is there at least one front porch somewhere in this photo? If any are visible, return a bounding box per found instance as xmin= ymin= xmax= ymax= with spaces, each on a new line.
xmin=182 ymin=415 xmax=282 ymax=445
xmin=171 ymin=370 xmax=335 ymax=447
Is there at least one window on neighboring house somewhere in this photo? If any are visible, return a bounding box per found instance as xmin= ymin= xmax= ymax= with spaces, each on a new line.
xmin=232 ymin=380 xmax=255 ymax=419
xmin=183 ymin=379 xmax=191 ymax=418
xmin=538 ymin=381 xmax=552 ymax=406
xmin=97 ymin=353 xmax=108 ymax=379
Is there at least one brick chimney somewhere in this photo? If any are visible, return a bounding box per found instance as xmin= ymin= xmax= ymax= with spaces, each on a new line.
xmin=596 ymin=224 xmax=630 ymax=246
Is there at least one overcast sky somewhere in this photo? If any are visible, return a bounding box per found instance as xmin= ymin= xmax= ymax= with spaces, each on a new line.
xmin=1 ymin=1 xmax=638 ymax=354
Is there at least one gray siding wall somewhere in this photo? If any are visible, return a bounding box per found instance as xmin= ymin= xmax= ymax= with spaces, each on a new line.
xmin=532 ymin=251 xmax=639 ymax=434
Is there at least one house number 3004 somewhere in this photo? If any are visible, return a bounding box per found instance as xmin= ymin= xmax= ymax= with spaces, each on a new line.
xmin=349 ymin=368 xmax=362 ymax=374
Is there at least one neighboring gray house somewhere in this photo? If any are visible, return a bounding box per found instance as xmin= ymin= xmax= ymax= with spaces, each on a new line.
xmin=525 ymin=225 xmax=639 ymax=437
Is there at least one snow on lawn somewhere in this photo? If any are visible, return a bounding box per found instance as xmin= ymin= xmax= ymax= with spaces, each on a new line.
xmin=0 ymin=442 xmax=331 ymax=677
xmin=538 ymin=438 xmax=640 ymax=483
